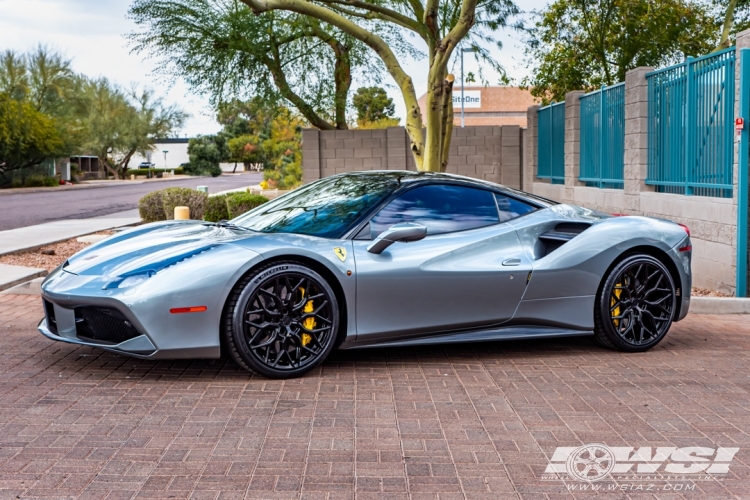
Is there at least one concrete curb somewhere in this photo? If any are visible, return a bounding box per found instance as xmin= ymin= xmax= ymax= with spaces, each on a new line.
xmin=0 ymin=217 xmax=141 ymax=257
xmin=690 ymin=297 xmax=750 ymax=314
xmin=0 ymin=277 xmax=44 ymax=295
xmin=0 ymin=265 xmax=48 ymax=292
xmin=0 ymin=175 xmax=217 ymax=196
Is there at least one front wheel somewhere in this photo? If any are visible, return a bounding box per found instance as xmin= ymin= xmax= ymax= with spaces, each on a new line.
xmin=593 ymin=254 xmax=676 ymax=352
xmin=223 ymin=262 xmax=339 ymax=378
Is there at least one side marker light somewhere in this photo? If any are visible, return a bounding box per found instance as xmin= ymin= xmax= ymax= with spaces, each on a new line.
xmin=170 ymin=306 xmax=208 ymax=314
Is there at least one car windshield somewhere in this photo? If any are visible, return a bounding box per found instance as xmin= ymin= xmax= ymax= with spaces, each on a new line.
xmin=232 ymin=173 xmax=402 ymax=238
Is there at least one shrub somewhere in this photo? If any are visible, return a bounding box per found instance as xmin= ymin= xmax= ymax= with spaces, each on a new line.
xmin=12 ymin=175 xmax=59 ymax=187
xmin=161 ymin=187 xmax=208 ymax=220
xmin=204 ymin=194 xmax=230 ymax=222
xmin=226 ymin=192 xmax=269 ymax=218
xmin=138 ymin=190 xmax=166 ymax=222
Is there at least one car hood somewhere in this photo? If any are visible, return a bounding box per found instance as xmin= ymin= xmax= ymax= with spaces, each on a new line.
xmin=64 ymin=221 xmax=256 ymax=277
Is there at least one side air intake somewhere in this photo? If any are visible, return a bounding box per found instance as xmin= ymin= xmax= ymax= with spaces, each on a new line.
xmin=538 ymin=222 xmax=591 ymax=257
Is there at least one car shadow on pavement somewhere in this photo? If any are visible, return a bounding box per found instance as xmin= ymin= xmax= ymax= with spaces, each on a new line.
xmin=41 ymin=327 xmax=712 ymax=380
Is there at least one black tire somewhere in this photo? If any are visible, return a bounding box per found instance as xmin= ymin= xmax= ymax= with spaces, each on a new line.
xmin=223 ymin=261 xmax=339 ymax=378
xmin=593 ymin=254 xmax=676 ymax=352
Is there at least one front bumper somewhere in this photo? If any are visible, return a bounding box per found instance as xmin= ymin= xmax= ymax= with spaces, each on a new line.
xmin=38 ymin=244 xmax=263 ymax=360
xmin=38 ymin=315 xmax=157 ymax=357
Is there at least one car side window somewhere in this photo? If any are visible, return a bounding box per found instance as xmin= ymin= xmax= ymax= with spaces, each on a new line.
xmin=495 ymin=193 xmax=537 ymax=222
xmin=370 ymin=184 xmax=500 ymax=238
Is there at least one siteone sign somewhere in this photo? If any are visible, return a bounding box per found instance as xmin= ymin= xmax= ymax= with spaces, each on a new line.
xmin=453 ymin=91 xmax=481 ymax=109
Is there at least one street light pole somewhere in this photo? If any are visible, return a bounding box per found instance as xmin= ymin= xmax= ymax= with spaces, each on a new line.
xmin=461 ymin=50 xmax=465 ymax=128
xmin=460 ymin=47 xmax=477 ymax=128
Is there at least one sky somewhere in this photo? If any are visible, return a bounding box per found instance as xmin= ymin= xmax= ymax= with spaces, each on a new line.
xmin=0 ymin=0 xmax=549 ymax=136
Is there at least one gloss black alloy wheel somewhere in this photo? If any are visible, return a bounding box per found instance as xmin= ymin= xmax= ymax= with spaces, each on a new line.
xmin=223 ymin=262 xmax=339 ymax=378
xmin=593 ymin=254 xmax=676 ymax=352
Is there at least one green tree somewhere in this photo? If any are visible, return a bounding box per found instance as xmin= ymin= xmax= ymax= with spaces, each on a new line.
xmin=228 ymin=135 xmax=264 ymax=171
xmin=352 ymin=86 xmax=396 ymax=126
xmin=237 ymin=0 xmax=519 ymax=172
xmin=128 ymin=0 xmax=414 ymax=130
xmin=523 ymin=0 xmax=718 ymax=103
xmin=260 ymin=107 xmax=304 ymax=189
xmin=0 ymin=93 xmax=65 ymax=183
xmin=0 ymin=47 xmax=89 ymax=155
xmin=187 ymin=134 xmax=228 ymax=177
xmin=0 ymin=51 xmax=28 ymax=100
xmin=82 ymin=79 xmax=187 ymax=179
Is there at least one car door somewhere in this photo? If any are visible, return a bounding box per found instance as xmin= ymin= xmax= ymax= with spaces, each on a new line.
xmin=351 ymin=183 xmax=534 ymax=343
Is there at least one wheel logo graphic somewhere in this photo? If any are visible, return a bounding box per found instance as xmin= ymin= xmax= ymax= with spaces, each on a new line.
xmin=566 ymin=444 xmax=615 ymax=482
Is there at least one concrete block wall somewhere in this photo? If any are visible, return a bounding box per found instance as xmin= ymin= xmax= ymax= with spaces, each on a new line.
xmin=525 ymin=48 xmax=748 ymax=294
xmin=302 ymin=126 xmax=524 ymax=189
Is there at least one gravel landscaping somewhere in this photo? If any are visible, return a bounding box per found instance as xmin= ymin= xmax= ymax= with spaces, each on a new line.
xmin=0 ymin=231 xmax=112 ymax=271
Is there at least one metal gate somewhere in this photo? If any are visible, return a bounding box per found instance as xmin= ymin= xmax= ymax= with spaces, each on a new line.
xmin=646 ymin=48 xmax=735 ymax=197
xmin=537 ymin=102 xmax=565 ymax=184
xmin=579 ymin=83 xmax=625 ymax=188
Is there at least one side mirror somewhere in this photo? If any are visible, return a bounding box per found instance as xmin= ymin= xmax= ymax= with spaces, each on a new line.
xmin=367 ymin=222 xmax=427 ymax=254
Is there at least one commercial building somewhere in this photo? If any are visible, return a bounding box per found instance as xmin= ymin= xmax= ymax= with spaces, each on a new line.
xmin=417 ymin=86 xmax=538 ymax=127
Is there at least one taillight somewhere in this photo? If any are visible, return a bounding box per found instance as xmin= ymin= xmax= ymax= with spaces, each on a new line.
xmin=678 ymin=223 xmax=690 ymax=237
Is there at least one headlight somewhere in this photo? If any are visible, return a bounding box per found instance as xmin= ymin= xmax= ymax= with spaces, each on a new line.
xmin=118 ymin=274 xmax=151 ymax=288
xmin=103 ymin=271 xmax=155 ymax=290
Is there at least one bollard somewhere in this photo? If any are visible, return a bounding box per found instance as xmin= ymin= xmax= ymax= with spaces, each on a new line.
xmin=196 ymin=185 xmax=208 ymax=194
xmin=174 ymin=206 xmax=190 ymax=220
xmin=130 ymin=174 xmax=135 ymax=180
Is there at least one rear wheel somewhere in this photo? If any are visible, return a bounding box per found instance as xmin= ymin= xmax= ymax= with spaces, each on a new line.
xmin=593 ymin=254 xmax=676 ymax=352
xmin=223 ymin=262 xmax=339 ymax=378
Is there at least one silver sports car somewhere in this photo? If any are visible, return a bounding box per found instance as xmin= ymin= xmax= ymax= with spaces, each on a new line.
xmin=39 ymin=171 xmax=692 ymax=378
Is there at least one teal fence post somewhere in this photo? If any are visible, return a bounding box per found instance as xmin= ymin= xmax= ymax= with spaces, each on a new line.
xmin=737 ymin=49 xmax=749 ymax=297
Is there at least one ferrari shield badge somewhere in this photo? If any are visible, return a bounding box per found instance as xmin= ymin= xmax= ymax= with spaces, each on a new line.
xmin=333 ymin=247 xmax=347 ymax=262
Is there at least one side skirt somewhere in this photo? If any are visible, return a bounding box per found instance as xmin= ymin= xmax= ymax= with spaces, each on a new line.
xmin=338 ymin=326 xmax=593 ymax=350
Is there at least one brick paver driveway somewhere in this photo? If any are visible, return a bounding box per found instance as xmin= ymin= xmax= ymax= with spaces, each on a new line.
xmin=1 ymin=294 xmax=749 ymax=499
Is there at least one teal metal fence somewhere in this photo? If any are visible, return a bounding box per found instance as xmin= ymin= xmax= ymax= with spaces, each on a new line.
xmin=537 ymin=101 xmax=565 ymax=184
xmin=647 ymin=48 xmax=735 ymax=198
xmin=579 ymin=83 xmax=625 ymax=188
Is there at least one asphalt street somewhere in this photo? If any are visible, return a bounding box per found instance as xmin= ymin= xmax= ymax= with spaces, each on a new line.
xmin=0 ymin=172 xmax=263 ymax=230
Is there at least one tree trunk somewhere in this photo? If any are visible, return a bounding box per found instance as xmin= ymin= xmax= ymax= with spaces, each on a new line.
xmin=422 ymin=64 xmax=447 ymax=172
xmin=440 ymin=75 xmax=455 ymax=172
xmin=715 ymin=0 xmax=738 ymax=52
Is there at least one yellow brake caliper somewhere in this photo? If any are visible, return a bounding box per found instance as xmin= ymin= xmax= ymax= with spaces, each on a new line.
xmin=299 ymin=288 xmax=316 ymax=346
xmin=611 ymin=283 xmax=622 ymax=328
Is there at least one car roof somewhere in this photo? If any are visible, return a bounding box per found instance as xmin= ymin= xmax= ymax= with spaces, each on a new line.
xmin=329 ymin=170 xmax=558 ymax=207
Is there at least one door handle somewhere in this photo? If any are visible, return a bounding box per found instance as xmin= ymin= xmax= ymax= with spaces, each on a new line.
xmin=502 ymin=258 xmax=521 ymax=266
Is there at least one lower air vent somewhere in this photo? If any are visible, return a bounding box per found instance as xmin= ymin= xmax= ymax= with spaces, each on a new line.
xmin=75 ymin=307 xmax=141 ymax=344
xmin=43 ymin=299 xmax=57 ymax=335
